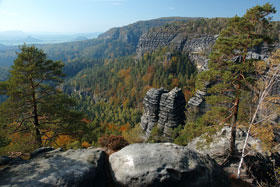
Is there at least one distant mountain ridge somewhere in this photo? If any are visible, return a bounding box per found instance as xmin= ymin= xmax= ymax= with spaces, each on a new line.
xmin=0 ymin=17 xmax=279 ymax=67
xmin=40 ymin=17 xmax=201 ymax=62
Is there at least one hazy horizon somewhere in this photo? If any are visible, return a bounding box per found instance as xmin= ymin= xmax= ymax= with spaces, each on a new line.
xmin=0 ymin=0 xmax=279 ymax=33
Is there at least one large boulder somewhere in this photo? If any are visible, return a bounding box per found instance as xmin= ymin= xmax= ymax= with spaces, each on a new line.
xmin=0 ymin=148 xmax=107 ymax=187
xmin=109 ymin=143 xmax=230 ymax=187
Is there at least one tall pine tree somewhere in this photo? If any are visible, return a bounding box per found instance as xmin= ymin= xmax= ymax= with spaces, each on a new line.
xmin=197 ymin=3 xmax=276 ymax=158
xmin=0 ymin=45 xmax=86 ymax=149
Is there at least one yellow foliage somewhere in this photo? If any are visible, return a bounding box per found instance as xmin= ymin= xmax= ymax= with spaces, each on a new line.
xmin=55 ymin=135 xmax=74 ymax=148
xmin=251 ymin=124 xmax=275 ymax=151
xmin=142 ymin=73 xmax=153 ymax=83
xmin=118 ymin=68 xmax=131 ymax=79
xmin=81 ymin=141 xmax=91 ymax=148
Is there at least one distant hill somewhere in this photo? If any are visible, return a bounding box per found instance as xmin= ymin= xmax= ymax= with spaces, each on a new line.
xmin=23 ymin=36 xmax=42 ymax=43
xmin=73 ymin=36 xmax=88 ymax=41
xmin=0 ymin=31 xmax=101 ymax=45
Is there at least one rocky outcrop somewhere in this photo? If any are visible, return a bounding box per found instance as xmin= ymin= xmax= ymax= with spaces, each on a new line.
xmin=140 ymin=87 xmax=186 ymax=139
xmin=109 ymin=143 xmax=230 ymax=187
xmin=187 ymin=127 xmax=280 ymax=185
xmin=140 ymin=88 xmax=168 ymax=136
xmin=158 ymin=87 xmax=186 ymax=138
xmin=0 ymin=148 xmax=107 ymax=187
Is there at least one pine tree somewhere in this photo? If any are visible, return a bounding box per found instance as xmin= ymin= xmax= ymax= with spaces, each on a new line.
xmin=0 ymin=45 xmax=86 ymax=148
xmin=197 ymin=3 xmax=276 ymax=158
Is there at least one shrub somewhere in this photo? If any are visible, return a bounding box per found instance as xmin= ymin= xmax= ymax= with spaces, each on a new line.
xmin=98 ymin=135 xmax=129 ymax=151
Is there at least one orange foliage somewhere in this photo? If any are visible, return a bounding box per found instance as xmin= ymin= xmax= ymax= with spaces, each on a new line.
xmin=107 ymin=123 xmax=119 ymax=131
xmin=120 ymin=124 xmax=130 ymax=132
xmin=147 ymin=65 xmax=155 ymax=73
xmin=98 ymin=135 xmax=129 ymax=151
xmin=81 ymin=118 xmax=91 ymax=124
xmin=183 ymin=89 xmax=193 ymax=102
xmin=82 ymin=141 xmax=91 ymax=148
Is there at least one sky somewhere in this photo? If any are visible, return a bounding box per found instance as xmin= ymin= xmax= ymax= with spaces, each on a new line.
xmin=0 ymin=0 xmax=279 ymax=34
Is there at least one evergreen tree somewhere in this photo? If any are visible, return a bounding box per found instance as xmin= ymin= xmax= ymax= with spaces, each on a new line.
xmin=0 ymin=45 xmax=86 ymax=148
xmin=197 ymin=3 xmax=276 ymax=158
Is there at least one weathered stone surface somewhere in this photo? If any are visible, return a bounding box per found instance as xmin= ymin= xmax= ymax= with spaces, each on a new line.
xmin=140 ymin=88 xmax=168 ymax=136
xmin=187 ymin=127 xmax=280 ymax=185
xmin=158 ymin=87 xmax=186 ymax=138
xmin=0 ymin=148 xmax=107 ymax=187
xmin=109 ymin=143 xmax=230 ymax=187
xmin=140 ymin=87 xmax=186 ymax=139
xmin=187 ymin=127 xmax=264 ymax=165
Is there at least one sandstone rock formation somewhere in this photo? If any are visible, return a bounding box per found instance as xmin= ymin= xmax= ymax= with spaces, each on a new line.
xmin=140 ymin=88 xmax=168 ymax=136
xmin=109 ymin=143 xmax=230 ymax=187
xmin=158 ymin=87 xmax=186 ymax=138
xmin=0 ymin=148 xmax=107 ymax=187
xmin=140 ymin=87 xmax=186 ymax=139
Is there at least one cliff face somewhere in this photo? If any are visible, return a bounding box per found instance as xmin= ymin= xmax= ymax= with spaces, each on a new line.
xmin=135 ymin=20 xmax=224 ymax=71
xmin=140 ymin=87 xmax=186 ymax=140
xmin=136 ymin=30 xmax=217 ymax=71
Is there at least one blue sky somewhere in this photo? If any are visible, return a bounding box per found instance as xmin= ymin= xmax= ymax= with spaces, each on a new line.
xmin=0 ymin=0 xmax=279 ymax=33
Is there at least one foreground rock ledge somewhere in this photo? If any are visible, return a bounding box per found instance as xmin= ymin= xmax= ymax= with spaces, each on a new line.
xmin=109 ymin=143 xmax=230 ymax=187
xmin=0 ymin=148 xmax=107 ymax=187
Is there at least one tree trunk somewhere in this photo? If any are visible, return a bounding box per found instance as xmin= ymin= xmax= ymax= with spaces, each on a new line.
xmin=230 ymin=97 xmax=239 ymax=156
xmin=31 ymin=87 xmax=42 ymax=147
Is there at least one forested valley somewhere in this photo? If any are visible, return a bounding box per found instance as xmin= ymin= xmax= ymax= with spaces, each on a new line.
xmin=1 ymin=3 xmax=280 ymax=186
